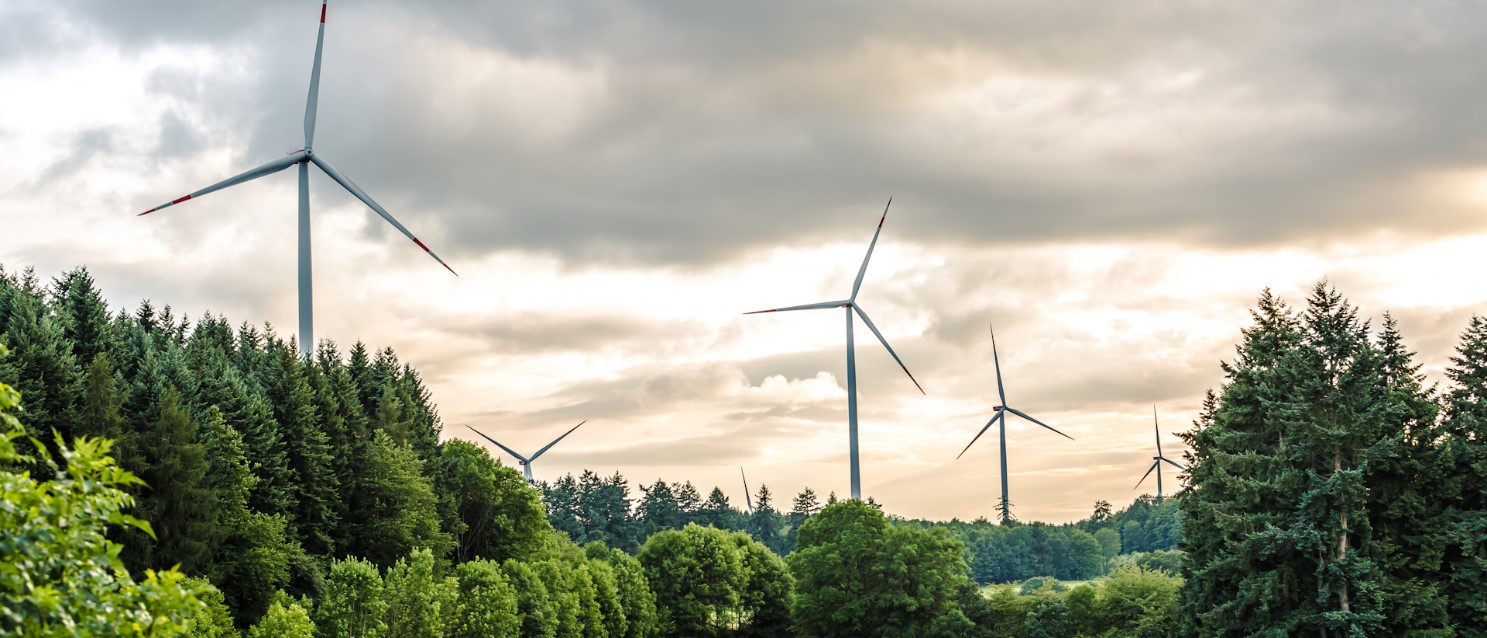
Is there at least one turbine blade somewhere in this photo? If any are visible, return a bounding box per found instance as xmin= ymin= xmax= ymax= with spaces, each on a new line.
xmin=956 ymin=411 xmax=1004 ymax=460
xmin=741 ymin=467 xmax=753 ymax=514
xmin=1160 ymin=456 xmax=1186 ymax=471
xmin=1005 ymin=406 xmax=1074 ymax=441
xmin=137 ymin=153 xmax=303 ymax=215
xmin=853 ymin=304 xmax=924 ymax=394
xmin=743 ymin=299 xmax=850 ymax=315
xmin=1135 ymin=461 xmax=1158 ymax=489
xmin=465 ymin=424 xmax=529 ymax=464
xmin=1153 ymin=405 xmax=1163 ymax=457
xmin=850 ymin=197 xmax=892 ymax=300
xmin=530 ymin=420 xmax=586 ymax=461
xmin=304 ymin=0 xmax=328 ymax=147
xmin=310 ymin=154 xmax=458 ymax=276
xmin=990 ymin=323 xmax=1007 ymax=407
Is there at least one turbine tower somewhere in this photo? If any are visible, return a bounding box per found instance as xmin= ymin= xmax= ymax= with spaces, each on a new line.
xmin=465 ymin=421 xmax=587 ymax=484
xmin=137 ymin=0 xmax=456 ymax=359
xmin=741 ymin=467 xmax=754 ymax=515
xmin=957 ymin=324 xmax=1074 ymax=524
xmin=1136 ymin=406 xmax=1185 ymax=499
xmin=745 ymin=198 xmax=924 ymax=500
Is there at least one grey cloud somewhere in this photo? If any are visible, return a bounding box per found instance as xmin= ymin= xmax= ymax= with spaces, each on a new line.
xmin=24 ymin=0 xmax=1486 ymax=271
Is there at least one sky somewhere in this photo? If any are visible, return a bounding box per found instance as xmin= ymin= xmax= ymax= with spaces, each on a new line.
xmin=4 ymin=0 xmax=1487 ymax=523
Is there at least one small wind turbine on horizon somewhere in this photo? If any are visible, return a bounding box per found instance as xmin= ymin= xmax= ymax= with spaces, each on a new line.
xmin=136 ymin=0 xmax=456 ymax=359
xmin=745 ymin=198 xmax=924 ymax=501
xmin=741 ymin=466 xmax=754 ymax=515
xmin=465 ymin=422 xmax=587 ymax=484
xmin=1136 ymin=406 xmax=1185 ymax=499
xmin=957 ymin=323 xmax=1074 ymax=524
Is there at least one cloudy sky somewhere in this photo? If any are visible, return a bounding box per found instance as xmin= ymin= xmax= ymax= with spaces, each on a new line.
xmin=4 ymin=0 xmax=1487 ymax=523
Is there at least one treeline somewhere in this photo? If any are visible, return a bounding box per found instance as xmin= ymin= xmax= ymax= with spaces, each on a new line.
xmin=541 ymin=473 xmax=833 ymax=557
xmin=906 ymin=494 xmax=1182 ymax=583
xmin=1180 ymin=284 xmax=1487 ymax=635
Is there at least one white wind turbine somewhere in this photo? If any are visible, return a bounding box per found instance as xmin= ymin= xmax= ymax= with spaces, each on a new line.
xmin=957 ymin=324 xmax=1074 ymax=524
xmin=745 ymin=198 xmax=924 ymax=500
xmin=1136 ymin=406 xmax=1185 ymax=499
xmin=466 ymin=422 xmax=587 ymax=484
xmin=137 ymin=0 xmax=456 ymax=359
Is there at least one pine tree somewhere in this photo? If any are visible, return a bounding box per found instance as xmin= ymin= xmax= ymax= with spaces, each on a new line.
xmin=638 ymin=479 xmax=681 ymax=534
xmin=1441 ymin=315 xmax=1487 ymax=631
xmin=700 ymin=487 xmax=738 ymax=530
xmin=131 ymin=388 xmax=216 ymax=574
xmin=264 ymin=342 xmax=339 ymax=556
xmin=49 ymin=267 xmax=114 ymax=368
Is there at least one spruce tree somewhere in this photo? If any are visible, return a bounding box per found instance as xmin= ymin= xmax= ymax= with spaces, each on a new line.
xmin=1441 ymin=315 xmax=1487 ymax=631
xmin=132 ymin=388 xmax=216 ymax=574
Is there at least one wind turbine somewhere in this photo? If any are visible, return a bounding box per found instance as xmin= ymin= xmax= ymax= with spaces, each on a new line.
xmin=136 ymin=0 xmax=456 ymax=359
xmin=957 ymin=324 xmax=1074 ymax=524
xmin=745 ymin=198 xmax=924 ymax=501
xmin=465 ymin=421 xmax=587 ymax=484
xmin=741 ymin=467 xmax=754 ymax=515
xmin=1136 ymin=406 xmax=1185 ymax=499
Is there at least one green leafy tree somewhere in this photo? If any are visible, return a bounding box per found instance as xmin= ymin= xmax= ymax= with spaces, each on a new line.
xmin=383 ymin=548 xmax=455 ymax=638
xmin=788 ymin=501 xmax=978 ymax=637
xmin=314 ymin=557 xmax=387 ymax=638
xmin=433 ymin=440 xmax=548 ymax=563
xmin=501 ymin=559 xmax=559 ymax=638
xmin=586 ymin=543 xmax=659 ymax=638
xmin=1097 ymin=565 xmax=1180 ymax=637
xmin=639 ymin=524 xmax=748 ymax=636
xmin=732 ymin=531 xmax=795 ymax=638
xmin=183 ymin=578 xmax=239 ymax=638
xmin=247 ymin=595 xmax=315 ymax=638
xmin=0 ymin=362 xmax=206 ymax=636
xmin=449 ymin=560 xmax=520 ymax=638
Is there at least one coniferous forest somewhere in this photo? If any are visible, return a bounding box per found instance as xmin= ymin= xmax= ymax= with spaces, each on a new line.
xmin=3 ymin=265 xmax=1487 ymax=637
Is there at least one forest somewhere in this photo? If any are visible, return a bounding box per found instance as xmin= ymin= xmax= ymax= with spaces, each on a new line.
xmin=2 ymin=264 xmax=1485 ymax=637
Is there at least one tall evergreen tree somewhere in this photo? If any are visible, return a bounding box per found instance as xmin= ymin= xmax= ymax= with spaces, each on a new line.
xmin=1441 ymin=315 xmax=1487 ymax=631
xmin=131 ymin=388 xmax=216 ymax=574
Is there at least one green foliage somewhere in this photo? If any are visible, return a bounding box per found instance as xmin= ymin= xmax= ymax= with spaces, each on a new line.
xmin=587 ymin=543 xmax=660 ymax=638
xmin=1097 ymin=565 xmax=1179 ymax=637
xmin=348 ymin=431 xmax=452 ymax=568
xmin=0 ymin=363 xmax=207 ymax=636
xmin=432 ymin=440 xmax=548 ymax=563
xmin=638 ymin=524 xmax=750 ymax=636
xmin=382 ymin=548 xmax=455 ymax=638
xmin=449 ymin=560 xmax=520 ymax=638
xmin=183 ymin=579 xmax=239 ymax=638
xmin=1177 ymin=286 xmax=1447 ymax=635
xmin=501 ymin=559 xmax=559 ymax=638
xmin=788 ymin=501 xmax=979 ymax=638
xmin=314 ymin=556 xmax=387 ymax=638
xmin=246 ymin=595 xmax=315 ymax=638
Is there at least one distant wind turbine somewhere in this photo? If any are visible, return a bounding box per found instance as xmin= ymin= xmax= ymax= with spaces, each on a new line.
xmin=137 ymin=0 xmax=456 ymax=359
xmin=1136 ymin=406 xmax=1185 ymax=499
xmin=745 ymin=198 xmax=924 ymax=500
xmin=741 ymin=467 xmax=754 ymax=515
xmin=465 ymin=422 xmax=586 ymax=484
xmin=957 ymin=324 xmax=1074 ymax=524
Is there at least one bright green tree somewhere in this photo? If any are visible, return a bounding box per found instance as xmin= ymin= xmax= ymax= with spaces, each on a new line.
xmin=788 ymin=500 xmax=979 ymax=637
xmin=449 ymin=560 xmax=520 ymax=638
xmin=638 ymin=524 xmax=748 ymax=636
xmin=314 ymin=556 xmax=387 ymax=638
xmin=246 ymin=595 xmax=315 ymax=638
xmin=0 ymin=360 xmax=206 ymax=636
xmin=383 ymin=548 xmax=456 ymax=638
xmin=432 ymin=440 xmax=549 ymax=563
